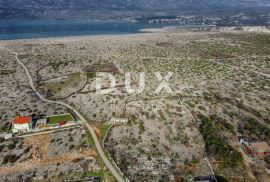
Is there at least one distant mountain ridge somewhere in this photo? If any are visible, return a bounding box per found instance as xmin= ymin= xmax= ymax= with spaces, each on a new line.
xmin=0 ymin=0 xmax=269 ymax=19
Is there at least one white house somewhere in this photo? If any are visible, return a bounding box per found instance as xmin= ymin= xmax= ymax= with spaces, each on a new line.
xmin=12 ymin=116 xmax=32 ymax=133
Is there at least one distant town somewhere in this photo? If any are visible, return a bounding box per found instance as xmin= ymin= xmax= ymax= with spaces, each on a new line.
xmin=142 ymin=13 xmax=270 ymax=27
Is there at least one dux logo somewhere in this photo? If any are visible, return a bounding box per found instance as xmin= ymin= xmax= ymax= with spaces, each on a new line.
xmin=96 ymin=72 xmax=174 ymax=95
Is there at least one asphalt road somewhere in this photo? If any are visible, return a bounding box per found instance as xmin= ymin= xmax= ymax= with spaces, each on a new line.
xmin=2 ymin=47 xmax=126 ymax=182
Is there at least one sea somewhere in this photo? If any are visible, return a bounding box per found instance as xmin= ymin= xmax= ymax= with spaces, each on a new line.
xmin=0 ymin=19 xmax=168 ymax=40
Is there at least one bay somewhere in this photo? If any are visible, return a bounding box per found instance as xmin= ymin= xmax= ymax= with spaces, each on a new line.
xmin=0 ymin=19 xmax=167 ymax=40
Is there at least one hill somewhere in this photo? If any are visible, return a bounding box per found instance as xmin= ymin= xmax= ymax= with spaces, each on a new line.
xmin=0 ymin=0 xmax=269 ymax=19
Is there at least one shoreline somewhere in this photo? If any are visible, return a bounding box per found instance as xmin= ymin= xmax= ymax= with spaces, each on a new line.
xmin=140 ymin=25 xmax=270 ymax=33
xmin=0 ymin=25 xmax=269 ymax=43
xmin=0 ymin=32 xmax=147 ymax=44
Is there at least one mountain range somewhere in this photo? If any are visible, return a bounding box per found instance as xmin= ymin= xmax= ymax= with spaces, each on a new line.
xmin=0 ymin=0 xmax=269 ymax=19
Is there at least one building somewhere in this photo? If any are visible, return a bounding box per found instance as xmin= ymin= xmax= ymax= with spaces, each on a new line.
xmin=240 ymin=139 xmax=270 ymax=158
xmin=109 ymin=118 xmax=128 ymax=125
xmin=12 ymin=116 xmax=32 ymax=133
xmin=240 ymin=138 xmax=253 ymax=153
xmin=4 ymin=133 xmax=13 ymax=140
xmin=10 ymin=113 xmax=76 ymax=134
xmin=35 ymin=118 xmax=47 ymax=129
xmin=249 ymin=142 xmax=270 ymax=158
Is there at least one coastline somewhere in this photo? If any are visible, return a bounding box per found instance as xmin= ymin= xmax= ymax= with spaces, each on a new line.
xmin=140 ymin=25 xmax=270 ymax=33
xmin=0 ymin=25 xmax=269 ymax=44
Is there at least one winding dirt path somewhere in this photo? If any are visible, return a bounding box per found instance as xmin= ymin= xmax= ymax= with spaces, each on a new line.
xmin=1 ymin=46 xmax=126 ymax=182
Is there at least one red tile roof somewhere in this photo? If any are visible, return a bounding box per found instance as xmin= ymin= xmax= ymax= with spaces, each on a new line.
xmin=250 ymin=142 xmax=270 ymax=153
xmin=12 ymin=116 xmax=31 ymax=125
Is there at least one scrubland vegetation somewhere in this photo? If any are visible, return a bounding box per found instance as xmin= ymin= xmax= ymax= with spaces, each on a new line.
xmin=1 ymin=29 xmax=269 ymax=181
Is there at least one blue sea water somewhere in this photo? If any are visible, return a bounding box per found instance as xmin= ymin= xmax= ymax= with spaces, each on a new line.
xmin=0 ymin=19 xmax=166 ymax=40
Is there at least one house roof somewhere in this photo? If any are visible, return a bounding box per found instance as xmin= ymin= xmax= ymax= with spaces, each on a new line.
xmin=12 ymin=116 xmax=31 ymax=125
xmin=36 ymin=118 xmax=47 ymax=124
xmin=250 ymin=142 xmax=270 ymax=153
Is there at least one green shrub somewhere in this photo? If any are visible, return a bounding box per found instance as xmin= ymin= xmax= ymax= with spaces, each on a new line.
xmin=0 ymin=145 xmax=5 ymax=152
xmin=69 ymin=136 xmax=74 ymax=142
xmin=198 ymin=114 xmax=243 ymax=166
xmin=139 ymin=122 xmax=145 ymax=135
xmin=244 ymin=117 xmax=270 ymax=139
xmin=215 ymin=175 xmax=229 ymax=182
xmin=218 ymin=118 xmax=235 ymax=133
xmin=7 ymin=143 xmax=16 ymax=150
xmin=2 ymin=154 xmax=20 ymax=164
xmin=69 ymin=144 xmax=75 ymax=150
xmin=24 ymin=147 xmax=30 ymax=153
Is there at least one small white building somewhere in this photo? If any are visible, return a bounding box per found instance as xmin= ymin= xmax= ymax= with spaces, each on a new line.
xmin=109 ymin=118 xmax=129 ymax=125
xmin=35 ymin=118 xmax=47 ymax=129
xmin=4 ymin=133 xmax=13 ymax=140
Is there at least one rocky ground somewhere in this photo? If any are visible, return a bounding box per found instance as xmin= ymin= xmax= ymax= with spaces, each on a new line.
xmin=0 ymin=47 xmax=68 ymax=133
xmin=0 ymin=28 xmax=269 ymax=181
xmin=0 ymin=45 xmax=114 ymax=181
xmin=0 ymin=128 xmax=102 ymax=182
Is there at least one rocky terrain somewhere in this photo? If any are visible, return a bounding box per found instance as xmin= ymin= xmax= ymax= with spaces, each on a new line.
xmin=0 ymin=128 xmax=102 ymax=182
xmin=0 ymin=28 xmax=269 ymax=181
xmin=0 ymin=47 xmax=67 ymax=134
xmin=0 ymin=40 xmax=115 ymax=181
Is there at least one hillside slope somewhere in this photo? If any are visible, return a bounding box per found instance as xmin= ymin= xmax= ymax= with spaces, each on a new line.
xmin=0 ymin=0 xmax=269 ymax=19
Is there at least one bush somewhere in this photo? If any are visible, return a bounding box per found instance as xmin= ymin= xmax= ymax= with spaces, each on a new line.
xmin=69 ymin=136 xmax=74 ymax=142
xmin=69 ymin=144 xmax=75 ymax=150
xmin=265 ymin=155 xmax=270 ymax=165
xmin=0 ymin=145 xmax=5 ymax=152
xmin=218 ymin=117 xmax=235 ymax=133
xmin=215 ymin=175 xmax=229 ymax=182
xmin=139 ymin=122 xmax=145 ymax=135
xmin=24 ymin=147 xmax=30 ymax=153
xmin=245 ymin=117 xmax=270 ymax=138
xmin=198 ymin=114 xmax=243 ymax=166
xmin=2 ymin=154 xmax=20 ymax=164
xmin=7 ymin=143 xmax=16 ymax=150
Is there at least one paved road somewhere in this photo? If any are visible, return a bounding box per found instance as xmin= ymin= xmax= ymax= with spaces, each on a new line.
xmin=2 ymin=47 xmax=126 ymax=182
